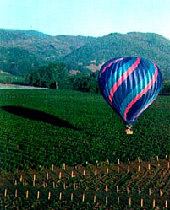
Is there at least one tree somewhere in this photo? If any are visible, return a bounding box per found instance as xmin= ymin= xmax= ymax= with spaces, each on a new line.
xmin=26 ymin=62 xmax=68 ymax=88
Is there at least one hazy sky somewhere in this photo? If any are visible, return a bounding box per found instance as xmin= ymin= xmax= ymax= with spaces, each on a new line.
xmin=0 ymin=0 xmax=170 ymax=39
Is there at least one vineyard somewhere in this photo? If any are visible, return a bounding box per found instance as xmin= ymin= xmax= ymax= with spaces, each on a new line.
xmin=0 ymin=89 xmax=169 ymax=209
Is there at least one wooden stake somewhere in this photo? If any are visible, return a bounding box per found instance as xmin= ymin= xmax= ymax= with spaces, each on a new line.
xmin=149 ymin=188 xmax=152 ymax=196
xmin=59 ymin=171 xmax=62 ymax=179
xmin=37 ymin=191 xmax=40 ymax=199
xmin=59 ymin=192 xmax=62 ymax=200
xmin=48 ymin=191 xmax=51 ymax=200
xmin=165 ymin=199 xmax=168 ymax=208
xmin=19 ymin=175 xmax=23 ymax=182
xmin=117 ymin=196 xmax=120 ymax=204
xmin=160 ymin=189 xmax=163 ymax=197
xmin=33 ymin=174 xmax=36 ymax=181
xmin=63 ymin=163 xmax=66 ymax=170
xmin=51 ymin=164 xmax=54 ymax=171
xmin=25 ymin=190 xmax=29 ymax=198
xmin=167 ymin=162 xmax=170 ymax=169
xmin=128 ymin=197 xmax=131 ymax=207
xmin=127 ymin=186 xmax=130 ymax=194
xmin=71 ymin=170 xmax=75 ymax=178
xmin=4 ymin=189 xmax=7 ymax=197
xmin=106 ymin=167 xmax=109 ymax=174
xmin=33 ymin=180 xmax=36 ymax=187
xmin=138 ymin=164 xmax=141 ymax=172
xmin=83 ymin=169 xmax=86 ymax=176
xmin=94 ymin=195 xmax=96 ymax=203
xmin=105 ymin=185 xmax=108 ymax=192
xmin=94 ymin=169 xmax=97 ymax=175
xmin=156 ymin=156 xmax=159 ymax=161
xmin=53 ymin=182 xmax=55 ymax=188
xmin=152 ymin=199 xmax=156 ymax=208
xmin=118 ymin=159 xmax=120 ymax=165
xmin=71 ymin=193 xmax=73 ymax=201
xmin=148 ymin=163 xmax=151 ymax=170
xmin=46 ymin=173 xmax=49 ymax=180
xmin=105 ymin=196 xmax=108 ymax=205
xmin=82 ymin=193 xmax=85 ymax=202
xmin=15 ymin=189 xmax=18 ymax=197
xmin=140 ymin=198 xmax=143 ymax=207
xmin=63 ymin=182 xmax=66 ymax=189
xmin=116 ymin=186 xmax=119 ymax=193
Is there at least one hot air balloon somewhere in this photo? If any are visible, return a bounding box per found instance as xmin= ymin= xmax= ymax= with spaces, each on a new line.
xmin=98 ymin=57 xmax=162 ymax=134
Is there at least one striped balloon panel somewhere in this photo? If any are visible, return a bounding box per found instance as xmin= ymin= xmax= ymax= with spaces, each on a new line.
xmin=98 ymin=57 xmax=162 ymax=125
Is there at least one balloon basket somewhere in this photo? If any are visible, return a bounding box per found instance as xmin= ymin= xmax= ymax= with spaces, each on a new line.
xmin=125 ymin=125 xmax=133 ymax=135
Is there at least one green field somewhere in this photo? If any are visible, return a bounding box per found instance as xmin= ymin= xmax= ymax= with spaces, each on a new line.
xmin=0 ymin=89 xmax=169 ymax=209
xmin=0 ymin=89 xmax=169 ymax=170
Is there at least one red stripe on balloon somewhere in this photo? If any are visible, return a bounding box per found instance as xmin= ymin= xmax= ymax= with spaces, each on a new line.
xmin=114 ymin=57 xmax=123 ymax=63
xmin=123 ymin=66 xmax=158 ymax=121
xmin=109 ymin=57 xmax=140 ymax=103
xmin=100 ymin=61 xmax=113 ymax=74
xmin=132 ymin=98 xmax=156 ymax=122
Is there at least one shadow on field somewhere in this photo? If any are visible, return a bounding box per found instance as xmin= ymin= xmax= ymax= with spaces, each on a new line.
xmin=2 ymin=105 xmax=78 ymax=130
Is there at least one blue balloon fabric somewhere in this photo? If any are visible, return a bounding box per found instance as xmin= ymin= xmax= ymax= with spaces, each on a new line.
xmin=98 ymin=57 xmax=162 ymax=125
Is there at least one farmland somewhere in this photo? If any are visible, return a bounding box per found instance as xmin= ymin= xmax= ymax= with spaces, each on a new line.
xmin=0 ymin=89 xmax=169 ymax=209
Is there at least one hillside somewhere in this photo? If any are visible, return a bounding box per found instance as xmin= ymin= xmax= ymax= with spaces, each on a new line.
xmin=63 ymin=32 xmax=170 ymax=79
xmin=0 ymin=29 xmax=95 ymax=75
xmin=0 ymin=29 xmax=170 ymax=79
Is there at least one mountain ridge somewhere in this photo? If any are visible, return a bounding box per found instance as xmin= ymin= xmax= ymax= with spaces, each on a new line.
xmin=0 ymin=29 xmax=169 ymax=79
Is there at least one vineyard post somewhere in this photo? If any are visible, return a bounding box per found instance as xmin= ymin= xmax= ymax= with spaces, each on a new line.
xmin=26 ymin=190 xmax=29 ymax=198
xmin=128 ymin=197 xmax=131 ymax=207
xmin=59 ymin=171 xmax=62 ymax=179
xmin=19 ymin=175 xmax=23 ymax=182
xmin=63 ymin=163 xmax=66 ymax=170
xmin=48 ymin=191 xmax=51 ymax=200
xmin=71 ymin=192 xmax=73 ymax=201
xmin=4 ymin=189 xmax=7 ymax=197
xmin=15 ymin=189 xmax=18 ymax=198
xmin=140 ymin=198 xmax=143 ymax=207
xmin=94 ymin=194 xmax=96 ymax=203
xmin=82 ymin=193 xmax=85 ymax=202
xmin=37 ymin=191 xmax=40 ymax=199
xmin=148 ymin=163 xmax=151 ymax=170
xmin=118 ymin=159 xmax=120 ymax=173
xmin=33 ymin=174 xmax=36 ymax=187
xmin=105 ymin=196 xmax=108 ymax=205
xmin=51 ymin=164 xmax=54 ymax=171
xmin=46 ymin=172 xmax=49 ymax=180
xmin=152 ymin=199 xmax=156 ymax=208
xmin=59 ymin=192 xmax=62 ymax=200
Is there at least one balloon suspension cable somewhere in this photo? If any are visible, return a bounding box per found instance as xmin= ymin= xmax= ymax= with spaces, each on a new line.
xmin=125 ymin=125 xmax=133 ymax=135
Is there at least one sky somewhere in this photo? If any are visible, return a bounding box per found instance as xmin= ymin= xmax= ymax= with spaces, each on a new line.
xmin=0 ymin=0 xmax=170 ymax=39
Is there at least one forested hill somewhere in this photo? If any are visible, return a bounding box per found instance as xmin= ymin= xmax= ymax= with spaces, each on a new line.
xmin=63 ymin=32 xmax=170 ymax=79
xmin=0 ymin=29 xmax=170 ymax=80
xmin=0 ymin=29 xmax=95 ymax=75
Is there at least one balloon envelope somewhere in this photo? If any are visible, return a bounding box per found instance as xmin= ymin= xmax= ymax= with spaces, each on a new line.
xmin=98 ymin=57 xmax=162 ymax=125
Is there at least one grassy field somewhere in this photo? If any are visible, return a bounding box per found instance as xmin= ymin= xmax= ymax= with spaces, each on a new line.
xmin=0 ymin=89 xmax=169 ymax=209
xmin=0 ymin=89 xmax=169 ymax=170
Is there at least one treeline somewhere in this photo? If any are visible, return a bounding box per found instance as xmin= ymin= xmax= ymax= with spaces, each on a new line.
xmin=26 ymin=62 xmax=99 ymax=93
xmin=26 ymin=62 xmax=170 ymax=94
